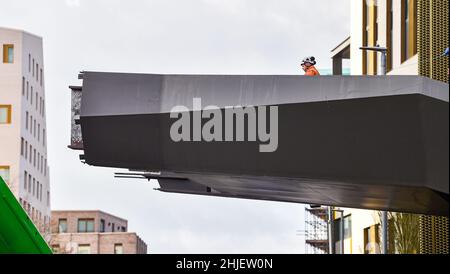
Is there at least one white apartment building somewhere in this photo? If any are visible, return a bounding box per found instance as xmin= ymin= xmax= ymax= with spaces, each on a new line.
xmin=350 ymin=0 xmax=418 ymax=75
xmin=0 ymin=27 xmax=51 ymax=236
xmin=330 ymin=0 xmax=422 ymax=254
xmin=333 ymin=0 xmax=420 ymax=76
xmin=332 ymin=209 xmax=383 ymax=254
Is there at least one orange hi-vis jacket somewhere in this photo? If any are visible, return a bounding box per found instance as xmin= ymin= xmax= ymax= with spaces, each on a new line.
xmin=304 ymin=65 xmax=320 ymax=76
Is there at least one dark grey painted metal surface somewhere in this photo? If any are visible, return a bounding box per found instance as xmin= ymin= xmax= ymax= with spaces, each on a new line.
xmin=156 ymin=173 xmax=448 ymax=216
xmin=72 ymin=71 xmax=449 ymax=216
xmin=80 ymin=72 xmax=448 ymax=116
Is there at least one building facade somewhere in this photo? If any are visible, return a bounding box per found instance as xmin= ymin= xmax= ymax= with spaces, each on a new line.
xmin=349 ymin=0 xmax=448 ymax=82
xmin=50 ymin=210 xmax=147 ymax=254
xmin=331 ymin=208 xmax=383 ymax=254
xmin=0 ymin=27 xmax=51 ymax=236
xmin=330 ymin=0 xmax=449 ymax=254
xmin=350 ymin=0 xmax=419 ymax=75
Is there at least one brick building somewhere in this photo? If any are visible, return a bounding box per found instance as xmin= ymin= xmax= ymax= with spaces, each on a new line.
xmin=50 ymin=210 xmax=147 ymax=254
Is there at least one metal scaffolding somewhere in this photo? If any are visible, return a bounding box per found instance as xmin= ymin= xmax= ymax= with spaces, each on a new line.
xmin=304 ymin=207 xmax=329 ymax=254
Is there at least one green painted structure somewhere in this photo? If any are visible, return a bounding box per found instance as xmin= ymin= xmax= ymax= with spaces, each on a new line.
xmin=0 ymin=176 xmax=52 ymax=254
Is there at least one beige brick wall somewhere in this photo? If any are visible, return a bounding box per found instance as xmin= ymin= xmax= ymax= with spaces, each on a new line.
xmin=49 ymin=210 xmax=147 ymax=254
xmin=51 ymin=210 xmax=127 ymax=233
xmin=50 ymin=233 xmax=100 ymax=254
xmin=98 ymin=233 xmax=137 ymax=254
xmin=50 ymin=232 xmax=147 ymax=254
xmin=98 ymin=211 xmax=128 ymax=232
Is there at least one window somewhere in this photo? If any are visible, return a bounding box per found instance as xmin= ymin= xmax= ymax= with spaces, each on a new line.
xmin=26 ymin=81 xmax=29 ymax=100
xmin=77 ymin=244 xmax=91 ymax=254
xmin=25 ymin=140 xmax=28 ymax=159
xmin=364 ymin=224 xmax=381 ymax=254
xmin=32 ymin=178 xmax=35 ymax=196
xmin=343 ymin=215 xmax=352 ymax=239
xmin=78 ymin=219 xmax=95 ymax=233
xmin=22 ymin=77 xmax=25 ymax=95
xmin=24 ymin=171 xmax=27 ymax=189
xmin=40 ymin=69 xmax=43 ymax=86
xmin=0 ymin=105 xmax=12 ymax=124
xmin=401 ymin=0 xmax=417 ymax=62
xmin=28 ymin=54 xmax=31 ymax=72
xmin=58 ymin=219 xmax=68 ymax=233
xmin=32 ymin=59 xmax=35 ymax=76
xmin=0 ymin=166 xmax=10 ymax=183
xmin=29 ymin=144 xmax=32 ymax=163
xmin=30 ymin=86 xmax=33 ymax=105
xmin=28 ymin=174 xmax=31 ymax=192
xmin=114 ymin=244 xmax=123 ymax=254
xmin=100 ymin=219 xmax=105 ymax=232
xmin=35 ymin=92 xmax=38 ymax=110
xmin=332 ymin=214 xmax=352 ymax=254
xmin=2 ymin=44 xmax=14 ymax=63
xmin=39 ymin=183 xmax=42 ymax=201
xmin=111 ymin=223 xmax=115 ymax=232
xmin=21 ymin=138 xmax=24 ymax=156
xmin=38 ymin=124 xmax=40 ymax=141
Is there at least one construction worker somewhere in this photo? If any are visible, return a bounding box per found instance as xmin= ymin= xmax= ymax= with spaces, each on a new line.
xmin=301 ymin=56 xmax=320 ymax=76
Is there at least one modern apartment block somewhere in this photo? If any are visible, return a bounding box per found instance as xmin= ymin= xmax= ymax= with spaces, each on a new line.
xmin=50 ymin=210 xmax=147 ymax=254
xmin=329 ymin=0 xmax=449 ymax=254
xmin=331 ymin=209 xmax=382 ymax=254
xmin=349 ymin=0 xmax=418 ymax=75
xmin=304 ymin=206 xmax=384 ymax=254
xmin=0 ymin=27 xmax=51 ymax=236
xmin=332 ymin=0 xmax=448 ymax=82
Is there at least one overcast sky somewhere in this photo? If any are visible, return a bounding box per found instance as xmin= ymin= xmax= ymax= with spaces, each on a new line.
xmin=0 ymin=0 xmax=350 ymax=253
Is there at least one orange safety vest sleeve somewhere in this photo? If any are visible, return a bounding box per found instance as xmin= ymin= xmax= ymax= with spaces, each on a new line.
xmin=305 ymin=66 xmax=320 ymax=76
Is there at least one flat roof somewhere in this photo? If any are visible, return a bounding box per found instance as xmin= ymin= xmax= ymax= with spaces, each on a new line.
xmin=51 ymin=210 xmax=128 ymax=222
xmin=0 ymin=26 xmax=43 ymax=39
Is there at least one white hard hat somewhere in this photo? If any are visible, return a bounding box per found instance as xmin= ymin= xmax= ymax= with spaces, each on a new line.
xmin=301 ymin=56 xmax=317 ymax=65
